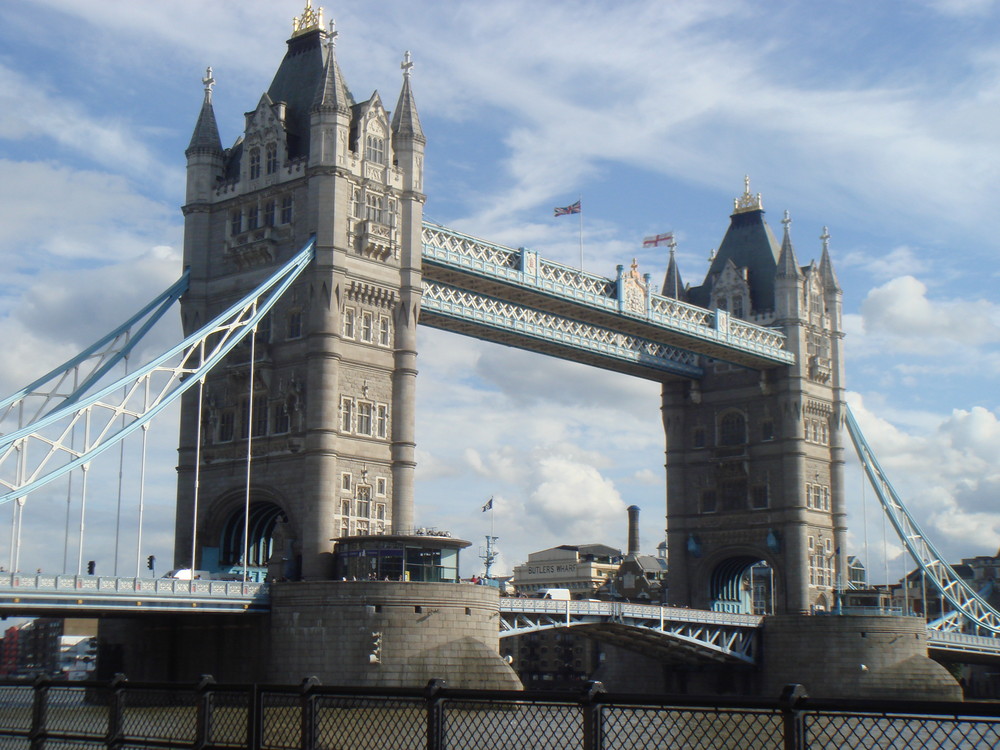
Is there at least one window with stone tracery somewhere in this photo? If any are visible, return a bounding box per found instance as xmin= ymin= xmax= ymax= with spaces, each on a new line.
xmin=249 ymin=148 xmax=261 ymax=180
xmin=365 ymin=135 xmax=385 ymax=165
xmin=265 ymin=142 xmax=278 ymax=174
xmin=718 ymin=411 xmax=747 ymax=446
xmin=264 ymin=200 xmax=275 ymax=226
xmin=366 ymin=193 xmax=386 ymax=224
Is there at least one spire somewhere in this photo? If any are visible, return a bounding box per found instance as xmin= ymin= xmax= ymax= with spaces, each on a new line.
xmin=819 ymin=226 xmax=841 ymax=292
xmin=312 ymin=20 xmax=351 ymax=113
xmin=776 ymin=210 xmax=802 ymax=279
xmin=186 ymin=67 xmax=223 ymax=156
xmin=661 ymin=238 xmax=684 ymax=299
xmin=391 ymin=50 xmax=425 ymax=143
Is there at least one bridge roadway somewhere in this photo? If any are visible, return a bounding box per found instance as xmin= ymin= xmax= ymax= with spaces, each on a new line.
xmin=2 ymin=576 xmax=998 ymax=664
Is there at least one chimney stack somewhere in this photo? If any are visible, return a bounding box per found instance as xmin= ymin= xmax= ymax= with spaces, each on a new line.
xmin=626 ymin=505 xmax=640 ymax=556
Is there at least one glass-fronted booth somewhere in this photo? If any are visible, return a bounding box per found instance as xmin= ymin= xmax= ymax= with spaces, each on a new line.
xmin=334 ymin=534 xmax=470 ymax=582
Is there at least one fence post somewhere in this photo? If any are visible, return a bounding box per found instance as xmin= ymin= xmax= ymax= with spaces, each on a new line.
xmin=247 ymin=684 xmax=261 ymax=750
xmin=106 ymin=673 xmax=128 ymax=750
xmin=299 ymin=676 xmax=321 ymax=750
xmin=28 ymin=674 xmax=48 ymax=750
xmin=778 ymin=683 xmax=808 ymax=750
xmin=581 ymin=680 xmax=606 ymax=750
xmin=424 ymin=678 xmax=447 ymax=750
xmin=195 ymin=674 xmax=216 ymax=750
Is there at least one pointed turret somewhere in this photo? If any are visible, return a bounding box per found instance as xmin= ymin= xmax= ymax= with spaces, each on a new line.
xmin=818 ymin=226 xmax=841 ymax=293
xmin=391 ymin=51 xmax=425 ymax=144
xmin=186 ymin=67 xmax=223 ymax=157
xmin=661 ymin=240 xmax=684 ymax=299
xmin=776 ymin=210 xmax=803 ymax=279
xmin=688 ymin=176 xmax=781 ymax=313
xmin=312 ymin=23 xmax=352 ymax=114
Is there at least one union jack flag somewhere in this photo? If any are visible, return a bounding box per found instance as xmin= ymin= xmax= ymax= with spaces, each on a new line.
xmin=642 ymin=232 xmax=673 ymax=248
xmin=553 ymin=200 xmax=581 ymax=217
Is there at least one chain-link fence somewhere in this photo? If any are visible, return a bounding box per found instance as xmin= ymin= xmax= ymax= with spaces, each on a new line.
xmin=0 ymin=676 xmax=997 ymax=749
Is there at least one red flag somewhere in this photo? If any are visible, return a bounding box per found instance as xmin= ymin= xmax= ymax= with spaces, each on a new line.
xmin=554 ymin=200 xmax=581 ymax=217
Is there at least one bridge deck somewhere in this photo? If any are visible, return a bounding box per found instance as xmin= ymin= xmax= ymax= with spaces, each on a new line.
xmin=0 ymin=574 xmax=268 ymax=616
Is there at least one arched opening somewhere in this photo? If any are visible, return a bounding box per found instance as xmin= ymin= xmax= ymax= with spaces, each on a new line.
xmin=219 ymin=500 xmax=285 ymax=582
xmin=710 ymin=555 xmax=770 ymax=614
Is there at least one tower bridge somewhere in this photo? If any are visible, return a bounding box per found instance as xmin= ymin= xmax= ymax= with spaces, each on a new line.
xmin=0 ymin=5 xmax=993 ymax=699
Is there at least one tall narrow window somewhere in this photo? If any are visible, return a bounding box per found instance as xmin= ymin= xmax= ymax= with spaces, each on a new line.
xmin=361 ymin=311 xmax=373 ymax=342
xmin=365 ymin=135 xmax=385 ymax=164
xmin=218 ymin=411 xmax=234 ymax=442
xmin=264 ymin=199 xmax=276 ymax=226
xmin=358 ymin=402 xmax=373 ymax=435
xmin=340 ymin=397 xmax=354 ymax=433
xmin=247 ymin=205 xmax=259 ymax=230
xmin=253 ymin=395 xmax=269 ymax=437
xmin=249 ymin=148 xmax=261 ymax=180
xmin=272 ymin=403 xmax=290 ymax=434
xmin=379 ymin=316 xmax=390 ymax=346
xmin=343 ymin=308 xmax=356 ymax=338
xmin=366 ymin=193 xmax=385 ymax=224
xmin=281 ymin=195 xmax=293 ymax=224
xmin=352 ymin=187 xmax=363 ymax=218
xmin=376 ymin=477 xmax=387 ymax=496
xmin=230 ymin=209 xmax=242 ymax=236
xmin=265 ymin=143 xmax=278 ymax=174
xmin=287 ymin=310 xmax=302 ymax=339
xmin=376 ymin=404 xmax=388 ymax=439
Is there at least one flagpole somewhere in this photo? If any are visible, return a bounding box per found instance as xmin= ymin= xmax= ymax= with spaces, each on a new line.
xmin=578 ymin=195 xmax=584 ymax=270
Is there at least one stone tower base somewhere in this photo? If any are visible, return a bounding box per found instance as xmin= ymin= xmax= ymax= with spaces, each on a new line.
xmin=760 ymin=614 xmax=961 ymax=701
xmin=98 ymin=581 xmax=520 ymax=689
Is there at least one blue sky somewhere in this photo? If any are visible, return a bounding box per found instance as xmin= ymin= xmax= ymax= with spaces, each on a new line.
xmin=2 ymin=0 xmax=1000 ymax=584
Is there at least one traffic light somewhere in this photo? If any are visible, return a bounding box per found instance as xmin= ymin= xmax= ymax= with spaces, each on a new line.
xmin=369 ymin=630 xmax=383 ymax=664
xmin=86 ymin=560 xmax=95 ymax=575
xmin=147 ymin=555 xmax=155 ymax=571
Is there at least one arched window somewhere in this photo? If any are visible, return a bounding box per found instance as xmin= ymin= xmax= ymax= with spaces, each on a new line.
xmin=365 ymin=135 xmax=385 ymax=164
xmin=719 ymin=411 xmax=747 ymax=446
xmin=249 ymin=148 xmax=261 ymax=180
xmin=265 ymin=143 xmax=278 ymax=174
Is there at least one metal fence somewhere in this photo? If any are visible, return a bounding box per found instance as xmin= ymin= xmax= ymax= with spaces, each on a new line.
xmin=0 ymin=675 xmax=998 ymax=749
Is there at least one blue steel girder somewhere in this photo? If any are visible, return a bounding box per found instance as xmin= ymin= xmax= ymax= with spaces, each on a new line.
xmin=421 ymin=281 xmax=704 ymax=381
xmin=0 ymin=238 xmax=316 ymax=505
xmin=499 ymin=600 xmax=761 ymax=665
xmin=421 ymin=222 xmax=794 ymax=371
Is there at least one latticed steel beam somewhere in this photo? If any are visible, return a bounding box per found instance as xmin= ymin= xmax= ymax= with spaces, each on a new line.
xmin=846 ymin=406 xmax=1000 ymax=635
xmin=498 ymin=601 xmax=760 ymax=663
xmin=422 ymin=281 xmax=704 ymax=379
xmin=0 ymin=238 xmax=315 ymax=505
xmin=421 ymin=221 xmax=793 ymax=367
xmin=0 ymin=271 xmax=190 ymax=431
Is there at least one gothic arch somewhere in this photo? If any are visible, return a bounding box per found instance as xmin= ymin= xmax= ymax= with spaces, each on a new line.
xmin=696 ymin=547 xmax=783 ymax=615
xmin=204 ymin=485 xmax=293 ymax=570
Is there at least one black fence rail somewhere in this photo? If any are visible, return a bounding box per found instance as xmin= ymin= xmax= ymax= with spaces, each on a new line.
xmin=0 ymin=675 xmax=998 ymax=749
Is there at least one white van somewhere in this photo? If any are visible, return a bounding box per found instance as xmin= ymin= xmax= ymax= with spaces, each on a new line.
xmin=534 ymin=588 xmax=571 ymax=600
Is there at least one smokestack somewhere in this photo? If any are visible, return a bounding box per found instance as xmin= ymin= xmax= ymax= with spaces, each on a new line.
xmin=626 ymin=505 xmax=640 ymax=556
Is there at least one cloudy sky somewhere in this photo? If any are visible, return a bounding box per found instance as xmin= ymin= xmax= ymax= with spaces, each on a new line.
xmin=2 ymin=0 xmax=1000 ymax=585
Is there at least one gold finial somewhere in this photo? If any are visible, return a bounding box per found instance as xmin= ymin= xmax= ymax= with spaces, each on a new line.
xmin=292 ymin=0 xmax=324 ymax=37
xmin=733 ymin=174 xmax=764 ymax=214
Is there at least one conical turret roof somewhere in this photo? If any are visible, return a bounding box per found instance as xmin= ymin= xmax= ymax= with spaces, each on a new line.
xmin=391 ymin=51 xmax=425 ymax=143
xmin=186 ymin=67 xmax=223 ymax=156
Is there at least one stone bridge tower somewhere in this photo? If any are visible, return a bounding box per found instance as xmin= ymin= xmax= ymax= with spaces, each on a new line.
xmin=176 ymin=7 xmax=425 ymax=580
xmin=662 ymin=180 xmax=847 ymax=615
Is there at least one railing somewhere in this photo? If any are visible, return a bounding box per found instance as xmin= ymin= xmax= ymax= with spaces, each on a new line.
xmin=0 ymin=676 xmax=997 ymax=750
xmin=501 ymin=598 xmax=763 ymax=628
xmin=0 ymin=575 xmax=268 ymax=614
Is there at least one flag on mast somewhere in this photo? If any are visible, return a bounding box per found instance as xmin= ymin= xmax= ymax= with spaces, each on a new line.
xmin=554 ymin=200 xmax=581 ymax=217
xmin=642 ymin=232 xmax=673 ymax=247
xmin=481 ymin=497 xmax=494 ymax=512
